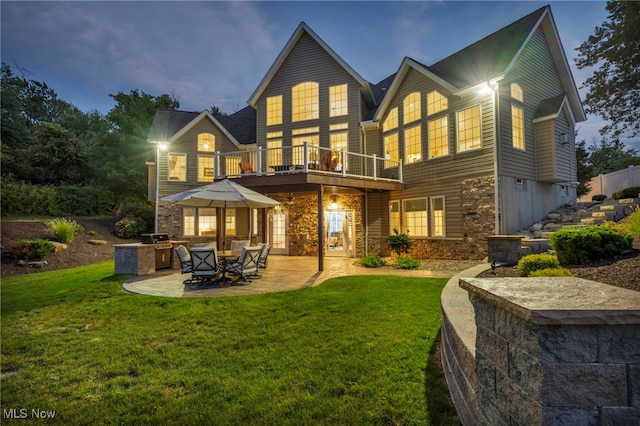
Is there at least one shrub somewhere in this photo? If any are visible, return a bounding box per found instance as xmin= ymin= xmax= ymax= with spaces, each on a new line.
xmin=45 ymin=218 xmax=83 ymax=243
xmin=550 ymin=226 xmax=633 ymax=265
xmin=10 ymin=239 xmax=55 ymax=260
xmin=394 ymin=255 xmax=420 ymax=270
xmin=612 ymin=186 xmax=640 ymax=200
xmin=591 ymin=194 xmax=607 ymax=202
xmin=528 ymin=267 xmax=577 ymax=277
xmin=114 ymin=217 xmax=147 ymax=239
xmin=114 ymin=202 xmax=154 ymax=238
xmin=386 ymin=229 xmax=413 ymax=256
xmin=360 ymin=254 xmax=385 ymax=268
xmin=517 ymin=253 xmax=560 ymax=276
xmin=622 ymin=207 xmax=640 ymax=237
xmin=87 ymin=230 xmax=98 ymax=237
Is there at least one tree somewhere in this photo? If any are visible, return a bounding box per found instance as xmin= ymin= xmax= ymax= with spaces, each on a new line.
xmin=575 ymin=139 xmax=593 ymax=197
xmin=586 ymin=136 xmax=640 ymax=176
xmin=574 ymin=1 xmax=640 ymax=138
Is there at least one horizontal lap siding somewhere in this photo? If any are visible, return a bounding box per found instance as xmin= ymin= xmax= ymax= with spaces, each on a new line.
xmin=500 ymin=27 xmax=564 ymax=179
xmin=255 ymin=33 xmax=364 ymax=153
xmin=535 ymin=120 xmax=555 ymax=181
xmin=158 ymin=119 xmax=241 ymax=198
xmin=554 ymin=108 xmax=574 ymax=182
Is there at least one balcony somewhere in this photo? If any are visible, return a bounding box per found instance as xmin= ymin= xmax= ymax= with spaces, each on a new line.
xmin=212 ymin=143 xmax=403 ymax=184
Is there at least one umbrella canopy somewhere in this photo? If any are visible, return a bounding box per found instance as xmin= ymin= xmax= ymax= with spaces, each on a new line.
xmin=162 ymin=179 xmax=280 ymax=208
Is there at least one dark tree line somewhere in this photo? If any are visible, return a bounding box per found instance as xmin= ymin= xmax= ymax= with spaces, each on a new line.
xmin=1 ymin=63 xmax=179 ymax=216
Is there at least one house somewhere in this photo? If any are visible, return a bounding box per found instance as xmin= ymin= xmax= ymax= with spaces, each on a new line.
xmin=147 ymin=5 xmax=585 ymax=268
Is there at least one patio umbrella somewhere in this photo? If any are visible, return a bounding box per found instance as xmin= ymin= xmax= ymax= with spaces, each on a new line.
xmin=162 ymin=179 xmax=280 ymax=247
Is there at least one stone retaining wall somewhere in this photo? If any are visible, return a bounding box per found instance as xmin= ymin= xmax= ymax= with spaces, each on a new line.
xmin=442 ymin=275 xmax=640 ymax=425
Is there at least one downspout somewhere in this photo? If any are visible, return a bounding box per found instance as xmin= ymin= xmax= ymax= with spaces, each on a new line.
xmin=362 ymin=127 xmax=368 ymax=255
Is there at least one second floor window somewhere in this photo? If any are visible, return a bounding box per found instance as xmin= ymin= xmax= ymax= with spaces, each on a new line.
xmin=403 ymin=92 xmax=421 ymax=124
xmin=292 ymin=82 xmax=319 ymax=122
xmin=457 ymin=105 xmax=481 ymax=152
xmin=428 ymin=116 xmax=448 ymax=158
xmin=169 ymin=153 xmax=186 ymax=181
xmin=329 ymin=84 xmax=348 ymax=117
xmin=384 ymin=133 xmax=399 ymax=169
xmin=512 ymin=105 xmax=524 ymax=150
xmin=404 ymin=125 xmax=422 ymax=164
xmin=266 ymin=95 xmax=282 ymax=126
xmin=198 ymin=155 xmax=214 ymax=181
xmin=198 ymin=133 xmax=215 ymax=152
xmin=330 ymin=131 xmax=348 ymax=171
xmin=383 ymin=107 xmax=398 ymax=132
xmin=427 ymin=91 xmax=448 ymax=115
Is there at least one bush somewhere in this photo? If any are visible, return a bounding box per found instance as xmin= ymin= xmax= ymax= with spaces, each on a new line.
xmin=591 ymin=194 xmax=607 ymax=202
xmin=550 ymin=226 xmax=633 ymax=265
xmin=528 ymin=267 xmax=577 ymax=277
xmin=386 ymin=229 xmax=413 ymax=256
xmin=45 ymin=218 xmax=83 ymax=243
xmin=394 ymin=255 xmax=420 ymax=270
xmin=517 ymin=253 xmax=560 ymax=276
xmin=114 ymin=217 xmax=147 ymax=239
xmin=360 ymin=254 xmax=385 ymax=268
xmin=114 ymin=202 xmax=154 ymax=238
xmin=612 ymin=186 xmax=640 ymax=200
xmin=10 ymin=239 xmax=55 ymax=260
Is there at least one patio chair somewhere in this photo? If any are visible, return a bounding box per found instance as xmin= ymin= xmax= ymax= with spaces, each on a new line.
xmin=225 ymin=246 xmax=263 ymax=284
xmin=239 ymin=162 xmax=253 ymax=174
xmin=230 ymin=239 xmax=250 ymax=257
xmin=189 ymin=247 xmax=221 ymax=285
xmin=257 ymin=243 xmax=271 ymax=269
xmin=175 ymin=245 xmax=193 ymax=273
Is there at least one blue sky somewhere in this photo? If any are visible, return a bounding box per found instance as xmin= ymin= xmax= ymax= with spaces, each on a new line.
xmin=2 ymin=1 xmax=636 ymax=150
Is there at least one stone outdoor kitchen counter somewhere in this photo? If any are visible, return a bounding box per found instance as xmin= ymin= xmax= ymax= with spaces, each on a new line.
xmin=460 ymin=277 xmax=640 ymax=325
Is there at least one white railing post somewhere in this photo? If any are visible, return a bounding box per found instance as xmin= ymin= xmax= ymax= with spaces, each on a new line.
xmin=372 ymin=154 xmax=377 ymax=180
xmin=257 ymin=146 xmax=263 ymax=176
xmin=398 ymin=159 xmax=403 ymax=182
xmin=341 ymin=149 xmax=346 ymax=177
xmin=214 ymin=151 xmax=221 ymax=179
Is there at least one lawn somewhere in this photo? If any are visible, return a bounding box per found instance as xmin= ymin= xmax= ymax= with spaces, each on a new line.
xmin=1 ymin=261 xmax=459 ymax=425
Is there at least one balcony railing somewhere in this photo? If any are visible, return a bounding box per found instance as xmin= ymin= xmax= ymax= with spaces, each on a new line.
xmin=213 ymin=143 xmax=403 ymax=183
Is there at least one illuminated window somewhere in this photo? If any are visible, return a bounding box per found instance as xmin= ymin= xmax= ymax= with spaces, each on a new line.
xmin=384 ymin=133 xmax=399 ymax=168
xmin=428 ymin=116 xmax=448 ymax=158
xmin=267 ymin=138 xmax=282 ymax=169
xmin=511 ymin=83 xmax=523 ymax=102
xmin=292 ymin=127 xmax=319 ymax=165
xmin=329 ymin=123 xmax=348 ymax=131
xmin=198 ymin=133 xmax=215 ymax=152
xmin=431 ymin=197 xmax=445 ymax=237
xmin=198 ymin=155 xmax=214 ymax=181
xmin=183 ymin=207 xmax=216 ymax=236
xmin=403 ymin=92 xmax=421 ymax=124
xmin=266 ymin=95 xmax=283 ymax=126
xmin=512 ymin=105 xmax=524 ymax=150
xmin=292 ymin=82 xmax=319 ymax=122
xmin=225 ymin=208 xmax=236 ymax=236
xmin=389 ymin=201 xmax=400 ymax=234
xmin=329 ymin=84 xmax=348 ymax=117
xmin=383 ymin=107 xmax=398 ymax=132
xmin=403 ymin=198 xmax=427 ymax=237
xmin=330 ymin=131 xmax=348 ymax=170
xmin=427 ymin=91 xmax=448 ymax=115
xmin=168 ymin=153 xmax=186 ymax=181
xmin=457 ymin=106 xmax=481 ymax=152
xmin=404 ymin=125 xmax=422 ymax=164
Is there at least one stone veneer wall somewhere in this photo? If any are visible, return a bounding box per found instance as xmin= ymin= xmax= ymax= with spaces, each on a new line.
xmin=443 ymin=276 xmax=640 ymax=425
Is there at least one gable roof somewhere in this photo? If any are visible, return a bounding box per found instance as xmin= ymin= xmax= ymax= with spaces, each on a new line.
xmin=533 ymin=94 xmax=576 ymax=126
xmin=147 ymin=108 xmax=256 ymax=148
xmin=247 ymin=22 xmax=376 ymax=108
xmin=372 ymin=5 xmax=585 ymax=123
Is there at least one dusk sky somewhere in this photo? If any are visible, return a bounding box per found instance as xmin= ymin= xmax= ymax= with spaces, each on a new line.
xmin=2 ymin=1 xmax=637 ymax=150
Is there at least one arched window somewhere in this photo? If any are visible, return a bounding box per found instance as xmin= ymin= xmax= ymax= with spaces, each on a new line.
xmin=510 ymin=83 xmax=523 ymax=102
xmin=292 ymin=82 xmax=319 ymax=122
xmin=403 ymin=92 xmax=421 ymax=124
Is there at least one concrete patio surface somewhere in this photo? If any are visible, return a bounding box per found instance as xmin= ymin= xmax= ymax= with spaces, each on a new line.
xmin=122 ymin=255 xmax=468 ymax=298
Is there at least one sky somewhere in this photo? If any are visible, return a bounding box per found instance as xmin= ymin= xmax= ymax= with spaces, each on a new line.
xmin=2 ymin=0 xmax=637 ymax=151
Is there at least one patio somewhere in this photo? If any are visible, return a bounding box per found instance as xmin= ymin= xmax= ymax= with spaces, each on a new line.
xmin=122 ymin=255 xmax=461 ymax=298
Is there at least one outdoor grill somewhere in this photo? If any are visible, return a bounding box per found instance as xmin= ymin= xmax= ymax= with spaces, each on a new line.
xmin=139 ymin=233 xmax=173 ymax=269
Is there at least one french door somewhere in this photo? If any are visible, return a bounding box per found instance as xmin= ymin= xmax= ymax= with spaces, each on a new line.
xmin=325 ymin=210 xmax=355 ymax=257
xmin=269 ymin=210 xmax=288 ymax=255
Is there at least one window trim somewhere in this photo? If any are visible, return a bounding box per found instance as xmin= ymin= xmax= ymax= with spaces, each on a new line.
xmin=197 ymin=154 xmax=214 ymax=182
xmin=456 ymin=104 xmax=482 ymax=153
xmin=197 ymin=133 xmax=215 ymax=152
xmin=403 ymin=92 xmax=422 ymax=124
xmin=266 ymin=95 xmax=283 ymax=126
xmin=168 ymin=152 xmax=187 ymax=181
xmin=511 ymin=104 xmax=525 ymax=151
xmin=427 ymin=115 xmax=449 ymax=159
xmin=404 ymin=124 xmax=422 ymax=164
xmin=402 ymin=197 xmax=428 ymax=237
xmin=430 ymin=196 xmax=446 ymax=237
xmin=292 ymin=81 xmax=319 ymax=123
xmin=329 ymin=83 xmax=348 ymax=117
xmin=427 ymin=90 xmax=448 ymax=116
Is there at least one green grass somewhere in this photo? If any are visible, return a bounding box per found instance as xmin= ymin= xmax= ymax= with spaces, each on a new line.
xmin=1 ymin=261 xmax=458 ymax=425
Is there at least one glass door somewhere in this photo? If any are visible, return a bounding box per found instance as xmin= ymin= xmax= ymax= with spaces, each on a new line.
xmin=325 ymin=210 xmax=354 ymax=257
xmin=269 ymin=209 xmax=288 ymax=255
